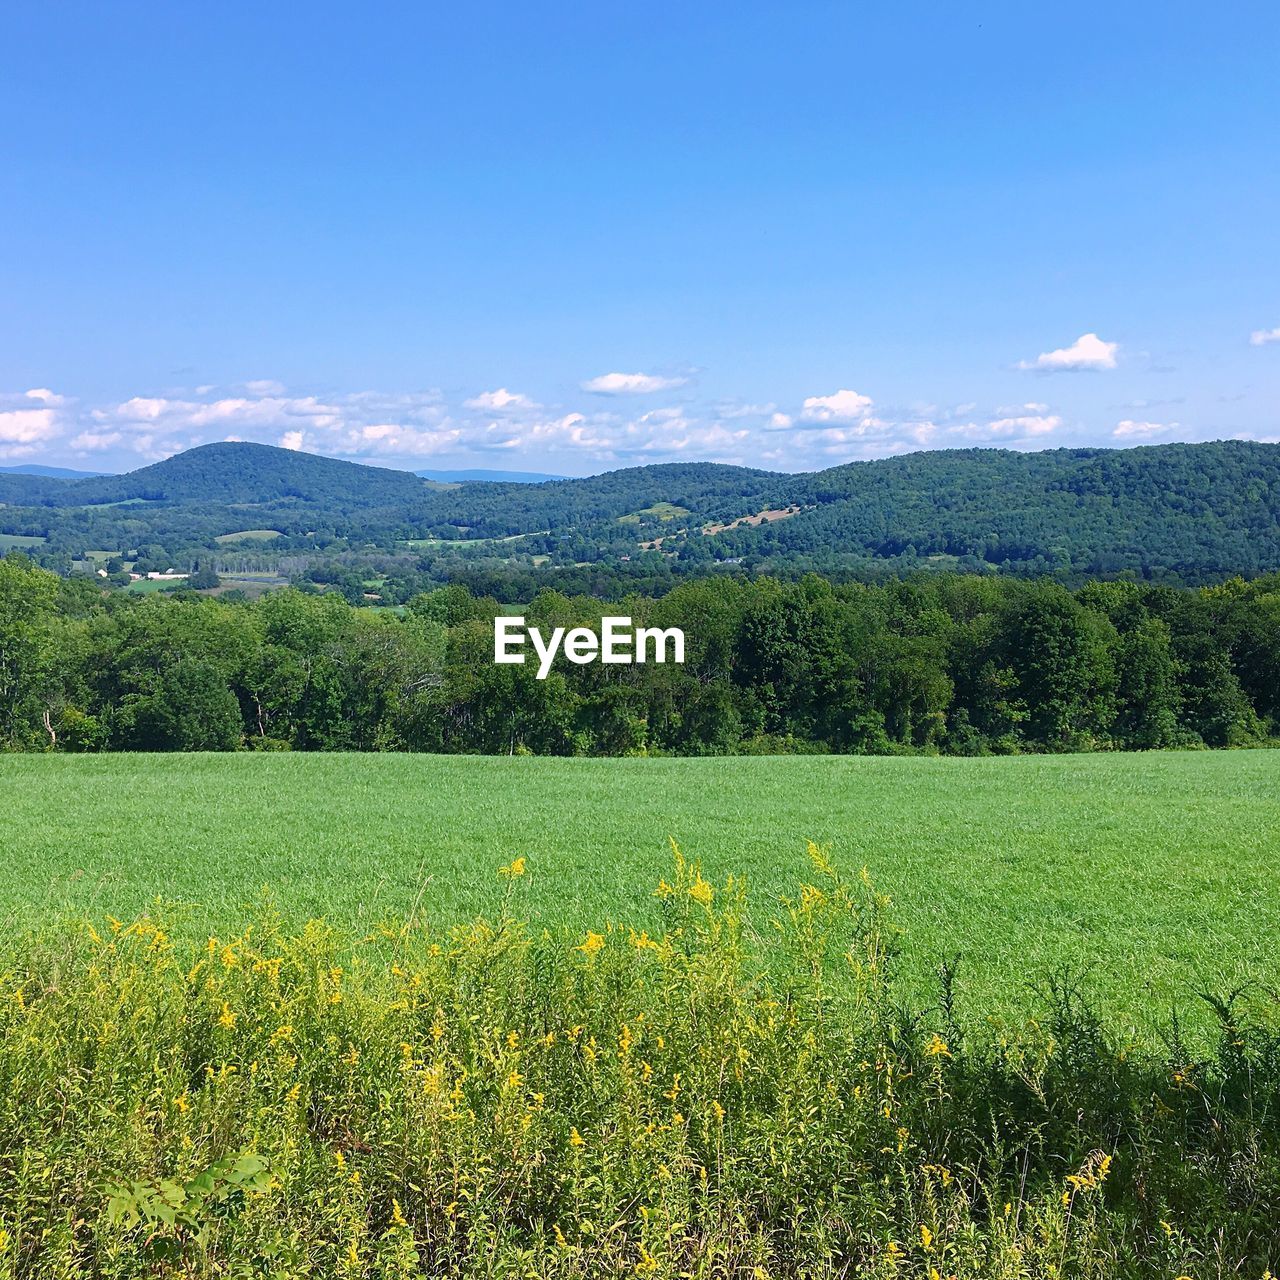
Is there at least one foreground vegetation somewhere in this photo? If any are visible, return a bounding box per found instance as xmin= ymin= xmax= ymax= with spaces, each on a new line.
xmin=5 ymin=555 xmax=1280 ymax=756
xmin=3 ymin=850 xmax=1277 ymax=1278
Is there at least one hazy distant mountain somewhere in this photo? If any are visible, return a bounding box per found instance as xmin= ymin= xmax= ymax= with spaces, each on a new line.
xmin=415 ymin=468 xmax=566 ymax=484
xmin=0 ymin=463 xmax=108 ymax=480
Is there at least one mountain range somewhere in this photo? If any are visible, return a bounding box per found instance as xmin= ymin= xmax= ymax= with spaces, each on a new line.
xmin=2 ymin=438 xmax=1279 ymax=581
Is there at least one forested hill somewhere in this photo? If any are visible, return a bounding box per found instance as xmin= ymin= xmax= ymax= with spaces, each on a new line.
xmin=0 ymin=471 xmax=71 ymax=505
xmin=4 ymin=438 xmax=1280 ymax=581
xmin=57 ymin=442 xmax=436 ymax=506
xmin=374 ymin=439 xmax=1280 ymax=578
xmin=719 ymin=442 xmax=1280 ymax=576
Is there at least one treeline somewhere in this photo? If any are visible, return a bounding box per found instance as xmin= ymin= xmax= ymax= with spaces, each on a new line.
xmin=2 ymin=553 xmax=1278 ymax=755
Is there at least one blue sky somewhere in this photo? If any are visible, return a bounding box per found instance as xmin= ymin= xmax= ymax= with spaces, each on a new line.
xmin=2 ymin=1 xmax=1278 ymax=475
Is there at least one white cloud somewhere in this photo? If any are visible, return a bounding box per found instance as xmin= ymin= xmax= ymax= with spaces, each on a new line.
xmin=70 ymin=430 xmax=122 ymax=452
xmin=800 ymin=389 xmax=874 ymax=422
xmin=0 ymin=390 xmax=72 ymax=457
xmin=75 ymin=385 xmax=458 ymax=463
xmin=463 ymin=388 xmax=537 ymax=411
xmin=107 ymin=396 xmax=175 ymax=423
xmin=100 ymin=393 xmax=361 ymax=436
xmin=1250 ymin=327 xmax=1280 ymax=347
xmin=0 ymin=407 xmax=61 ymax=445
xmin=244 ymin=379 xmax=286 ymax=395
xmin=581 ymin=372 xmax=688 ymax=395
xmin=1113 ymin=419 xmax=1176 ymax=439
xmin=517 ymin=405 xmax=749 ymax=463
xmin=1018 ymin=333 xmax=1119 ymax=372
xmin=343 ymin=423 xmax=464 ymax=458
xmin=985 ymin=413 xmax=1061 ymax=437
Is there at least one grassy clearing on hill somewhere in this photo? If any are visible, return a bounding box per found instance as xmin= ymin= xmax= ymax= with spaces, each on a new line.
xmin=2 ymin=751 xmax=1277 ymax=1034
xmin=213 ymin=528 xmax=283 ymax=544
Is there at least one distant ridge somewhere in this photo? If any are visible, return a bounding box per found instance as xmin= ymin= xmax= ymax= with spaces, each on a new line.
xmin=415 ymin=467 xmax=566 ymax=484
xmin=0 ymin=464 xmax=107 ymax=480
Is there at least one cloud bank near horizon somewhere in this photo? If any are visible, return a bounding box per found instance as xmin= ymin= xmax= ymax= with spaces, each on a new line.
xmin=3 ymin=330 xmax=1276 ymax=473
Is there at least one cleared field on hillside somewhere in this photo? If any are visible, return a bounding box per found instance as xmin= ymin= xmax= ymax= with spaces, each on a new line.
xmin=3 ymin=751 xmax=1277 ymax=1030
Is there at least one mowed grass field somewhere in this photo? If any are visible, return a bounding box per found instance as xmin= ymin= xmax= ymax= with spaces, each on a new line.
xmin=3 ymin=750 xmax=1277 ymax=1031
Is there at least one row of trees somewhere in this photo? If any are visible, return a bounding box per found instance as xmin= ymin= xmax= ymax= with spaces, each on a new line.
xmin=2 ymin=553 xmax=1278 ymax=755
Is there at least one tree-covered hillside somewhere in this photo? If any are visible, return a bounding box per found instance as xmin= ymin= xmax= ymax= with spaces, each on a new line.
xmin=58 ymin=441 xmax=434 ymax=506
xmin=3 ymin=439 xmax=1279 ymax=583
xmin=0 ymin=471 xmax=70 ymax=505
xmin=721 ymin=443 xmax=1280 ymax=577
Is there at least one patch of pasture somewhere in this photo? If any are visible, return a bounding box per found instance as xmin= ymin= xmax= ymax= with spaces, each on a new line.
xmin=2 ymin=751 xmax=1277 ymax=1034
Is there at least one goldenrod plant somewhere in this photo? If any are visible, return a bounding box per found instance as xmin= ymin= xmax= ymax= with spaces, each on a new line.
xmin=0 ymin=848 xmax=1276 ymax=1277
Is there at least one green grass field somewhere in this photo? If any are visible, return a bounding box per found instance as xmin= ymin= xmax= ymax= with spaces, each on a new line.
xmin=3 ymin=750 xmax=1277 ymax=1032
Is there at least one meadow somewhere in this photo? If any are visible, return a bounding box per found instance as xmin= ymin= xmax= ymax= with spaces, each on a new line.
xmin=3 ymin=749 xmax=1278 ymax=1033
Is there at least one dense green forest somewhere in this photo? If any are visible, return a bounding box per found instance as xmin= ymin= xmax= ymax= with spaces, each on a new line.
xmin=4 ymin=553 xmax=1278 ymax=756
xmin=4 ymin=438 xmax=1280 ymax=583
